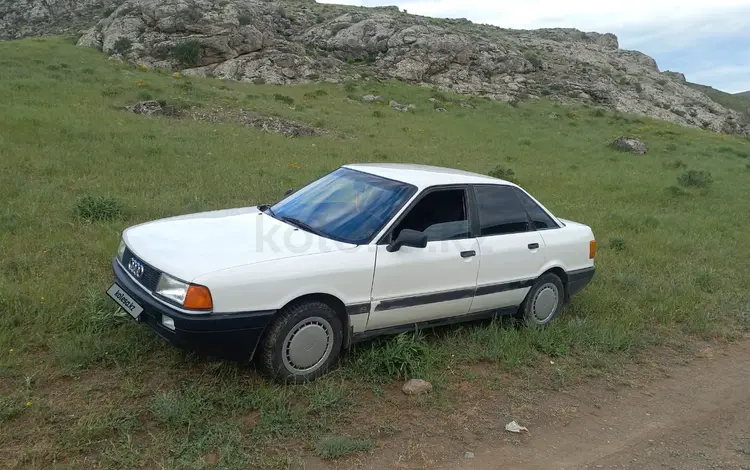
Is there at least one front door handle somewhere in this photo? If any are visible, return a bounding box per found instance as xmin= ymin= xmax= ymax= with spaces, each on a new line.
xmin=460 ymin=250 xmax=476 ymax=258
xmin=528 ymin=243 xmax=539 ymax=250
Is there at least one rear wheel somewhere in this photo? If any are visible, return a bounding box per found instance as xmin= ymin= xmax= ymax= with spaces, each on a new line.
xmin=259 ymin=300 xmax=343 ymax=383
xmin=521 ymin=273 xmax=565 ymax=327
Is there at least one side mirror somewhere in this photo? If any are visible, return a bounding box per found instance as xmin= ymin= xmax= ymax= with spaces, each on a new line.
xmin=386 ymin=229 xmax=428 ymax=252
xmin=284 ymin=189 xmax=294 ymax=196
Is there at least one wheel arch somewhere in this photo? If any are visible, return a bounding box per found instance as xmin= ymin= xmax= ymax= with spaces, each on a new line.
xmin=539 ymin=266 xmax=569 ymax=302
xmin=273 ymin=292 xmax=351 ymax=346
xmin=517 ymin=266 xmax=569 ymax=322
xmin=520 ymin=265 xmax=569 ymax=309
xmin=543 ymin=266 xmax=568 ymax=289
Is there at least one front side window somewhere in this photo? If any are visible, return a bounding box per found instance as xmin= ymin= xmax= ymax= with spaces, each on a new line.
xmin=391 ymin=188 xmax=469 ymax=242
xmin=474 ymin=185 xmax=529 ymax=236
xmin=513 ymin=188 xmax=559 ymax=230
xmin=270 ymin=168 xmax=416 ymax=244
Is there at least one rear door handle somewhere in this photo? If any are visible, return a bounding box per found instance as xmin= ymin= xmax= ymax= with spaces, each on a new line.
xmin=460 ymin=250 xmax=476 ymax=258
xmin=528 ymin=243 xmax=539 ymax=250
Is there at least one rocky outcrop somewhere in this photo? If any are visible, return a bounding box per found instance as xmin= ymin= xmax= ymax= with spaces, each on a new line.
xmin=662 ymin=71 xmax=687 ymax=83
xmin=123 ymin=99 xmax=323 ymax=136
xmin=0 ymin=0 xmax=123 ymax=39
xmin=4 ymin=0 xmax=748 ymax=136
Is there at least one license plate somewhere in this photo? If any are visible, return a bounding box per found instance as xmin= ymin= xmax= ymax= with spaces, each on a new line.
xmin=107 ymin=283 xmax=144 ymax=320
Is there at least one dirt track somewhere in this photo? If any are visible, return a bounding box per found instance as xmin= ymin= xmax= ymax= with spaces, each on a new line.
xmin=437 ymin=337 xmax=750 ymax=470
xmin=309 ymin=337 xmax=750 ymax=470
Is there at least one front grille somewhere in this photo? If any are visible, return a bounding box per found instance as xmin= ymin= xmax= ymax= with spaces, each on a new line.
xmin=122 ymin=247 xmax=162 ymax=292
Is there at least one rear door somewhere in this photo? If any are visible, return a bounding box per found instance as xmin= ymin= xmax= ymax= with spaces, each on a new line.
xmin=468 ymin=184 xmax=547 ymax=313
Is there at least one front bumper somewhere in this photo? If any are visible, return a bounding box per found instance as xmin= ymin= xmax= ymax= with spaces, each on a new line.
xmin=110 ymin=258 xmax=275 ymax=360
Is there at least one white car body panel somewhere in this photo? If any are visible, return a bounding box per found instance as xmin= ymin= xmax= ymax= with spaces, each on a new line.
xmin=115 ymin=163 xmax=596 ymax=347
xmin=541 ymin=218 xmax=596 ymax=273
xmin=367 ymin=238 xmax=480 ymax=330
xmin=469 ymin=231 xmax=547 ymax=313
xmin=192 ymin=246 xmax=376 ymax=329
xmin=122 ymin=206 xmax=356 ymax=282
xmin=343 ymin=163 xmax=501 ymax=191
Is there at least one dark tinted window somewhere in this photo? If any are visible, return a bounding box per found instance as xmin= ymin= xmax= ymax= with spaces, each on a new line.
xmin=392 ymin=189 xmax=469 ymax=242
xmin=474 ymin=185 xmax=529 ymax=236
xmin=513 ymin=188 xmax=559 ymax=230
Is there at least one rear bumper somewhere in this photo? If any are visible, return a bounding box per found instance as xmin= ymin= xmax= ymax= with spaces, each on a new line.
xmin=111 ymin=258 xmax=275 ymax=360
xmin=567 ymin=266 xmax=596 ymax=297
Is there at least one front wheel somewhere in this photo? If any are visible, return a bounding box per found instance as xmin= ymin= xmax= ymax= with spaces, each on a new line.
xmin=259 ymin=300 xmax=343 ymax=383
xmin=520 ymin=273 xmax=565 ymax=327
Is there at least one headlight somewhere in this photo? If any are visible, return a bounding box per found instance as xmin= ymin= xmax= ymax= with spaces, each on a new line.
xmin=155 ymin=274 xmax=213 ymax=311
xmin=116 ymin=239 xmax=127 ymax=262
xmin=156 ymin=274 xmax=189 ymax=305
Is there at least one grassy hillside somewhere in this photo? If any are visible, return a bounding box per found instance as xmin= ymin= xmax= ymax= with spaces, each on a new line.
xmin=1 ymin=37 xmax=750 ymax=469
xmin=686 ymin=82 xmax=750 ymax=118
xmin=736 ymin=91 xmax=750 ymax=98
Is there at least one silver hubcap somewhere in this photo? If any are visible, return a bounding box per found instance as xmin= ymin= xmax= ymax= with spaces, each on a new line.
xmin=532 ymin=284 xmax=559 ymax=323
xmin=282 ymin=316 xmax=333 ymax=374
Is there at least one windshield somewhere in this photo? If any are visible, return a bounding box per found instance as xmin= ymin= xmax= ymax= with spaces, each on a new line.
xmin=269 ymin=168 xmax=416 ymax=245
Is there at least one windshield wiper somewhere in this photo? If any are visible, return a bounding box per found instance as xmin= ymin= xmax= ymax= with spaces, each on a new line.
xmin=258 ymin=204 xmax=276 ymax=218
xmin=280 ymin=216 xmax=324 ymax=237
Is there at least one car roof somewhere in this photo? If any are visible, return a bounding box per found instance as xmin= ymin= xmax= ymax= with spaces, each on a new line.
xmin=342 ymin=163 xmax=513 ymax=189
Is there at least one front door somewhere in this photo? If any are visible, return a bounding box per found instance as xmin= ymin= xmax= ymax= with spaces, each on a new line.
xmin=366 ymin=187 xmax=480 ymax=331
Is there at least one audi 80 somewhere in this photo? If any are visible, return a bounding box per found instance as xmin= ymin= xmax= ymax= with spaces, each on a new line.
xmin=107 ymin=163 xmax=596 ymax=382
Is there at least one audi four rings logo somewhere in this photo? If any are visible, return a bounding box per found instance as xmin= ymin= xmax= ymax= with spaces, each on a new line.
xmin=128 ymin=258 xmax=144 ymax=279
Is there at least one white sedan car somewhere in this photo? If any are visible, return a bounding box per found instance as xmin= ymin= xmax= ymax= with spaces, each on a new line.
xmin=107 ymin=163 xmax=596 ymax=382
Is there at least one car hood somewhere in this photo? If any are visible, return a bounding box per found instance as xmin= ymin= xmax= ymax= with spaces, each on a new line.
xmin=122 ymin=206 xmax=356 ymax=282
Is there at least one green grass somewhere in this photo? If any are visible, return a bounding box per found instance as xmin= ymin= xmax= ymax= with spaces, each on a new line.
xmin=316 ymin=435 xmax=374 ymax=459
xmin=1 ymin=36 xmax=750 ymax=468
xmin=72 ymin=194 xmax=125 ymax=221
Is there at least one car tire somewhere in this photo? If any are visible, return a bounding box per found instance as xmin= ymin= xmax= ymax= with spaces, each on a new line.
xmin=520 ymin=273 xmax=565 ymax=327
xmin=259 ymin=300 xmax=343 ymax=383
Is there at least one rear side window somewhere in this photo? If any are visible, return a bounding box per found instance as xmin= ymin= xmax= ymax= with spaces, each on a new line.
xmin=513 ymin=188 xmax=559 ymax=230
xmin=474 ymin=185 xmax=529 ymax=236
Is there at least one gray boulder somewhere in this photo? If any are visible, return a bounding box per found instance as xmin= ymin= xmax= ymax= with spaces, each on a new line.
xmin=389 ymin=100 xmax=415 ymax=112
xmin=610 ymin=137 xmax=647 ymax=154
xmin=402 ymin=379 xmax=432 ymax=395
xmin=361 ymin=95 xmax=383 ymax=103
xmin=126 ymin=100 xmax=164 ymax=116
